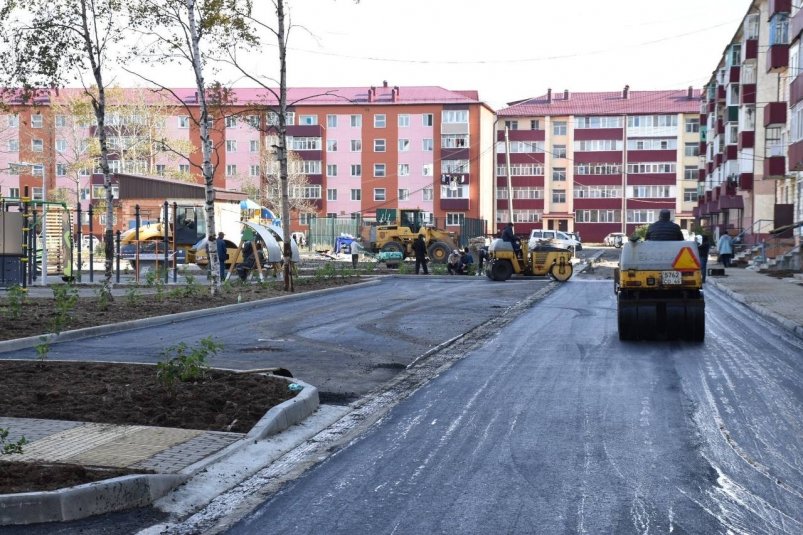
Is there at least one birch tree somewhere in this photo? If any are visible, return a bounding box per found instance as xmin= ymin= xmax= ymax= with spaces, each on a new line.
xmin=0 ymin=0 xmax=128 ymax=297
xmin=128 ymin=0 xmax=257 ymax=293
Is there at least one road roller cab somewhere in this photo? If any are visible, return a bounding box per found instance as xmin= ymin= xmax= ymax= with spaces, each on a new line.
xmin=485 ymin=239 xmax=573 ymax=282
xmin=614 ymin=239 xmax=705 ymax=341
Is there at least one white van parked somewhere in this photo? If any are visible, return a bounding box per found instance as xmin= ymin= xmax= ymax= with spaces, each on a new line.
xmin=528 ymin=229 xmax=581 ymax=252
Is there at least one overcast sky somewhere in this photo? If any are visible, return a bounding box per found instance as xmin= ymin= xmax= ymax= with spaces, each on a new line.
xmin=115 ymin=0 xmax=752 ymax=110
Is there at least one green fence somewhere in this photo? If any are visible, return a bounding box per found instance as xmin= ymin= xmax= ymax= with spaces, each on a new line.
xmin=308 ymin=216 xmax=363 ymax=250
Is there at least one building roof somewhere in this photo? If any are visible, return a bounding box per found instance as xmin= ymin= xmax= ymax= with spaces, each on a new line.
xmin=11 ymin=85 xmax=485 ymax=107
xmin=497 ymin=89 xmax=702 ymax=117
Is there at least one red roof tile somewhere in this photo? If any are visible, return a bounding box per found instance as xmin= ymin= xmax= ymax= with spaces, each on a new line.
xmin=498 ymin=89 xmax=702 ymax=116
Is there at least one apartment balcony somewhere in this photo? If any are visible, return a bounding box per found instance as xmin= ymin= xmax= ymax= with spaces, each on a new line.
xmin=792 ymin=8 xmax=803 ymax=43
xmin=791 ymin=75 xmax=803 ymax=106
xmin=788 ymin=139 xmax=803 ymax=170
xmin=729 ymin=66 xmax=741 ymax=83
xmin=726 ymin=106 xmax=739 ymax=122
xmin=699 ymin=141 xmax=706 ymax=154
xmin=739 ymin=130 xmax=755 ymax=150
xmin=440 ymin=198 xmax=469 ymax=210
xmin=770 ymin=0 xmax=791 ymax=17
xmin=707 ymin=100 xmax=716 ymax=113
xmin=764 ymin=155 xmax=786 ymax=178
xmin=742 ymin=39 xmax=758 ymax=61
xmin=764 ymin=101 xmax=788 ymax=127
xmin=717 ymin=85 xmax=726 ymax=101
xmin=723 ymin=144 xmax=738 ymax=161
xmin=740 ymin=83 xmax=756 ymax=104
xmin=698 ymin=168 xmax=706 ymax=182
xmin=716 ymin=118 xmax=725 ymax=134
xmin=707 ymin=162 xmax=714 ymax=174
xmin=766 ymin=44 xmax=789 ymax=73
xmin=715 ymin=153 xmax=723 ymax=168
xmin=739 ymin=172 xmax=753 ymax=190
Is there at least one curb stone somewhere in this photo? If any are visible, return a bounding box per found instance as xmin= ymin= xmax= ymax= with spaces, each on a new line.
xmin=0 ymin=376 xmax=318 ymax=526
xmin=707 ymin=279 xmax=803 ymax=340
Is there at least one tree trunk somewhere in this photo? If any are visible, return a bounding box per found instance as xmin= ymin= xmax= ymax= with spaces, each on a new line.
xmin=187 ymin=0 xmax=220 ymax=294
xmin=276 ymin=0 xmax=293 ymax=292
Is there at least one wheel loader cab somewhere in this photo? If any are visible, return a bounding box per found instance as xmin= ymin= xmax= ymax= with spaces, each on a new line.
xmin=615 ymin=240 xmax=705 ymax=341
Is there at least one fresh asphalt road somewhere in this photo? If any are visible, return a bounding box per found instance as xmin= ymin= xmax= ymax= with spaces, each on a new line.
xmin=221 ymin=279 xmax=803 ymax=535
xmin=0 ymin=276 xmax=552 ymax=400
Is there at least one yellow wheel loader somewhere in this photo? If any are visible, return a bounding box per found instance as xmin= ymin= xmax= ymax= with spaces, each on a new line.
xmin=614 ymin=239 xmax=705 ymax=342
xmin=485 ymin=238 xmax=573 ymax=282
xmin=369 ymin=209 xmax=459 ymax=264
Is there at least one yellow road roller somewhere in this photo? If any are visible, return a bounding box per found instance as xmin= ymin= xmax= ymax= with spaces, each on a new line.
xmin=614 ymin=239 xmax=705 ymax=342
xmin=485 ymin=238 xmax=573 ymax=282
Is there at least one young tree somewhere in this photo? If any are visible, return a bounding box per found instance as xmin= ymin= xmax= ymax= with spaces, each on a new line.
xmin=0 ymin=0 xmax=129 ymax=297
xmin=128 ymin=0 xmax=258 ymax=293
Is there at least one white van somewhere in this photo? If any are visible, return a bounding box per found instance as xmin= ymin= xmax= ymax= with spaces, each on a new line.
xmin=528 ymin=229 xmax=581 ymax=251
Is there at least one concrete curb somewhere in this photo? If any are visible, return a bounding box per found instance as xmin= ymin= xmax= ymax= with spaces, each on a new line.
xmin=0 ymin=278 xmax=382 ymax=354
xmin=707 ymin=279 xmax=803 ymax=340
xmin=0 ymin=376 xmax=318 ymax=526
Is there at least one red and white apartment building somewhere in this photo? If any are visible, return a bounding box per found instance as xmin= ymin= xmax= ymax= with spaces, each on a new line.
xmin=0 ymin=83 xmax=495 ymax=235
xmin=701 ymin=0 xmax=801 ymax=253
xmin=495 ymin=88 xmax=702 ymax=242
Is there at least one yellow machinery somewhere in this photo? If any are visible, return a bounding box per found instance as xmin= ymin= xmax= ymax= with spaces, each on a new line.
xmin=369 ymin=209 xmax=459 ymax=263
xmin=614 ymin=239 xmax=705 ymax=342
xmin=485 ymin=238 xmax=573 ymax=282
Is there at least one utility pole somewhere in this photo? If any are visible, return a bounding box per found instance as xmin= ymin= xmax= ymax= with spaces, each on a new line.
xmin=504 ymin=126 xmax=514 ymax=224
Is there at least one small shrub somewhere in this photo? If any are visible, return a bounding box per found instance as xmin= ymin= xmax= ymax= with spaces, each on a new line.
xmin=156 ymin=336 xmax=221 ymax=391
xmin=34 ymin=336 xmax=50 ymax=362
xmin=0 ymin=428 xmax=27 ymax=455
xmin=3 ymin=285 xmax=27 ymax=319
xmin=51 ymin=284 xmax=78 ymax=334
xmin=125 ymin=286 xmax=141 ymax=306
xmin=95 ymin=286 xmax=112 ymax=311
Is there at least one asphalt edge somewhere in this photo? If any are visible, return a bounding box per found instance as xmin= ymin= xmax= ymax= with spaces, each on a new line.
xmin=707 ymin=277 xmax=803 ymax=340
xmin=0 ymin=277 xmax=382 ymax=354
xmin=0 ymin=376 xmax=318 ymax=526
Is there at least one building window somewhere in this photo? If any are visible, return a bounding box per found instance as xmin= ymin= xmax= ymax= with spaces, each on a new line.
xmin=398 ymin=114 xmax=410 ymax=127
xmin=442 ymin=134 xmax=469 ymax=148
xmin=441 ymin=184 xmax=466 ymax=199
xmin=250 ymin=139 xmax=260 ymax=153
xmin=574 ymin=185 xmax=622 ymax=198
xmin=299 ymin=213 xmax=313 ymax=225
xmin=226 ymin=164 xmax=237 ymax=176
xmin=327 ymin=114 xmax=337 ymax=127
xmin=574 ymin=116 xmax=623 ymax=129
xmin=246 ymin=115 xmax=259 ymax=128
xmin=442 ymin=110 xmax=468 ymax=123
xmin=685 ymin=118 xmax=700 ymax=133
xmin=7 ymin=114 xmax=19 ymax=128
xmin=350 ymin=140 xmax=362 ymax=152
xmin=374 ymin=163 xmax=386 ymax=177
xmin=226 ymin=140 xmax=237 ymax=152
xmin=422 ymin=113 xmax=433 ymax=126
xmin=350 ymin=114 xmax=362 ymax=127
xmin=374 ymin=188 xmax=386 ymax=201
xmin=504 ymin=120 xmax=518 ymax=130
xmin=684 ymin=143 xmax=699 ymax=157
xmin=626 ymin=162 xmax=676 ymax=174
xmin=7 ymin=139 xmax=19 ymax=152
xmin=442 ymin=159 xmax=469 ymax=173
xmin=552 ymin=189 xmax=566 ymax=203
xmin=446 ymin=213 xmax=465 ymax=226
xmin=627 ymin=209 xmax=663 ymax=223
xmin=553 ymin=145 xmax=566 ymax=158
xmin=327 ymin=188 xmax=337 ymax=201
xmin=683 ymin=188 xmax=697 ymax=202
xmin=249 ymin=165 xmax=260 ymax=177
xmin=178 ymin=116 xmax=190 ymax=128
xmin=552 ymin=168 xmax=566 ymax=181
xmin=290 ymin=137 xmax=322 ymax=151
xmin=155 ymin=164 xmax=166 ymax=175
xmin=327 ymin=164 xmax=337 ymax=176
xmin=374 ymin=114 xmax=386 ymax=128
xmin=31 ymin=114 xmax=43 ymax=128
xmin=530 ymin=119 xmax=540 ymax=130
xmin=56 ymin=139 xmax=67 ymax=153
xmin=31 ymin=139 xmax=44 ymax=152
xmin=327 ymin=140 xmax=338 ymax=152
xmin=628 ymin=185 xmax=674 ymax=198
xmin=422 ymin=139 xmax=433 ymax=151
xmin=575 ymin=209 xmax=621 ymax=223
xmin=291 ymin=185 xmax=322 ymax=199
xmin=627 ymin=138 xmax=676 ymax=150
xmin=179 ymin=164 xmax=190 ymax=173
xmin=684 ymin=166 xmax=699 ymax=180
xmin=9 ymin=187 xmax=20 ymax=198
xmin=398 ymin=139 xmax=410 ymax=151
xmin=56 ymin=163 xmax=67 ymax=176
xmin=299 ymin=115 xmax=317 ymax=125
xmin=398 ymin=188 xmax=410 ymax=201
xmin=423 ymin=164 xmax=433 ymax=176
xmin=553 ymin=121 xmax=567 ymax=135
xmin=225 ymin=116 xmax=237 ymax=128
xmin=55 ymin=115 xmax=67 ymax=127
xmin=398 ymin=163 xmax=410 ymax=176
xmin=267 ymin=112 xmax=295 ymax=126
xmin=423 ymin=187 xmax=433 ymax=201
xmin=351 ymin=164 xmax=361 ymax=177
xmin=350 ymin=189 xmax=361 ymax=201
xmin=374 ymin=139 xmax=386 ymax=152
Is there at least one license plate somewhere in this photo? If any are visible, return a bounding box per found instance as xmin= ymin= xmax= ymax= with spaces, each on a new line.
xmin=662 ymin=271 xmax=681 ymax=285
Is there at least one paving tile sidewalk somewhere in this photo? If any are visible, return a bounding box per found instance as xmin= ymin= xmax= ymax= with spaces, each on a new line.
xmin=706 ymin=266 xmax=803 ymax=339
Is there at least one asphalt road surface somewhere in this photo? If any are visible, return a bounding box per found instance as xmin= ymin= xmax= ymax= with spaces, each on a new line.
xmin=218 ymin=279 xmax=803 ymax=534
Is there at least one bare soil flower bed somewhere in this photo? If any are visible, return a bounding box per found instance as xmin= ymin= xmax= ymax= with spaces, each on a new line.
xmin=0 ymin=276 xmax=361 ymax=495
